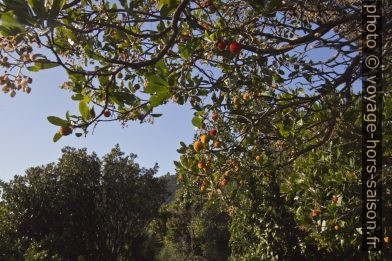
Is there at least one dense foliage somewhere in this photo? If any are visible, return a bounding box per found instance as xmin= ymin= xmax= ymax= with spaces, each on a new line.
xmin=0 ymin=0 xmax=391 ymax=259
xmin=153 ymin=182 xmax=230 ymax=261
xmin=0 ymin=146 xmax=166 ymax=260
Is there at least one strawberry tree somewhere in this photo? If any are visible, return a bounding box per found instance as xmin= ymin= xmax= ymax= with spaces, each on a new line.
xmin=1 ymin=0 xmax=391 ymax=259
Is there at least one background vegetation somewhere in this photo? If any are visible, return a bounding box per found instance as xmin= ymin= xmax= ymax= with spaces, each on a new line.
xmin=0 ymin=0 xmax=391 ymax=260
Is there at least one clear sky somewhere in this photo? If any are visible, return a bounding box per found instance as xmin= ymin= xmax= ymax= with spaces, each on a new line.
xmin=0 ymin=66 xmax=195 ymax=181
xmin=0 ymin=31 xmax=360 ymax=182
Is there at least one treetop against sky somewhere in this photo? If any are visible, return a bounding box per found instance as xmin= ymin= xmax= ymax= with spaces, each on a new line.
xmin=0 ymin=0 xmax=391 ymax=259
xmin=0 ymin=0 xmax=390 ymax=179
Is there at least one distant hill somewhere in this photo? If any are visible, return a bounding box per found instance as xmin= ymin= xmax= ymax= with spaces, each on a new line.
xmin=159 ymin=174 xmax=177 ymax=203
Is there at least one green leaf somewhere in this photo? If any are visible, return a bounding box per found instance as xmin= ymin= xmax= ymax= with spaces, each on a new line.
xmin=75 ymin=133 xmax=83 ymax=137
xmin=26 ymin=66 xmax=40 ymax=72
xmin=27 ymin=0 xmax=46 ymax=18
xmin=159 ymin=4 xmax=170 ymax=17
xmin=261 ymin=152 xmax=268 ymax=164
xmin=150 ymin=91 xmax=171 ymax=106
xmin=174 ymin=160 xmax=182 ymax=168
xmin=156 ymin=59 xmax=169 ymax=75
xmin=53 ymin=132 xmax=62 ymax=142
xmin=110 ymin=96 xmax=124 ymax=107
xmin=176 ymin=147 xmax=186 ymax=154
xmin=26 ymin=60 xmax=60 ymax=72
xmin=0 ymin=11 xmax=25 ymax=35
xmin=157 ymin=0 xmax=168 ymax=10
xmin=3 ymin=0 xmax=37 ymax=27
xmin=150 ymin=113 xmax=163 ymax=117
xmin=89 ymin=106 xmax=96 ymax=118
xmin=178 ymin=43 xmax=190 ymax=60
xmin=79 ymin=101 xmax=90 ymax=120
xmin=0 ymin=25 xmax=17 ymax=36
xmin=3 ymin=0 xmax=28 ymax=11
xmin=98 ymin=75 xmax=109 ymax=86
xmin=112 ymin=91 xmax=136 ymax=105
xmin=159 ymin=0 xmax=179 ymax=16
xmin=47 ymin=116 xmax=69 ymax=126
xmin=71 ymin=94 xmax=84 ymax=100
xmin=277 ymin=123 xmax=290 ymax=138
xmin=180 ymin=155 xmax=189 ymax=168
xmin=272 ymin=73 xmax=283 ymax=83
xmin=49 ymin=0 xmax=66 ymax=19
xmin=144 ymin=74 xmax=168 ymax=94
xmin=192 ymin=116 xmax=202 ymax=128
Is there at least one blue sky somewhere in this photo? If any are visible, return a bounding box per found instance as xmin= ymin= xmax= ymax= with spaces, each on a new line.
xmin=0 ymin=25 xmax=360 ymax=182
xmin=0 ymin=66 xmax=195 ymax=181
xmin=0 ymin=47 xmax=357 ymax=181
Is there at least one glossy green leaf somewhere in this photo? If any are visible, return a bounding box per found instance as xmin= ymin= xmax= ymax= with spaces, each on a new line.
xmin=26 ymin=61 xmax=60 ymax=72
xmin=71 ymin=94 xmax=84 ymax=101
xmin=0 ymin=11 xmax=25 ymax=35
xmin=112 ymin=92 xmax=136 ymax=105
xmin=191 ymin=116 xmax=203 ymax=128
xmin=173 ymin=160 xmax=182 ymax=168
xmin=53 ymin=132 xmax=62 ymax=142
xmin=79 ymin=101 xmax=90 ymax=120
xmin=27 ymin=0 xmax=46 ymax=18
xmin=150 ymin=91 xmax=171 ymax=106
xmin=47 ymin=116 xmax=69 ymax=126
xmin=3 ymin=0 xmax=36 ymax=26
xmin=89 ymin=107 xmax=96 ymax=118
xmin=178 ymin=43 xmax=190 ymax=60
xmin=65 ymin=111 xmax=70 ymax=121
xmin=144 ymin=75 xmax=168 ymax=94
xmin=49 ymin=0 xmax=66 ymax=19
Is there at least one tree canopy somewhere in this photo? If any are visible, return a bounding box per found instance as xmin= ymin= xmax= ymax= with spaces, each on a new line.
xmin=0 ymin=146 xmax=167 ymax=260
xmin=0 ymin=0 xmax=391 ymax=259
